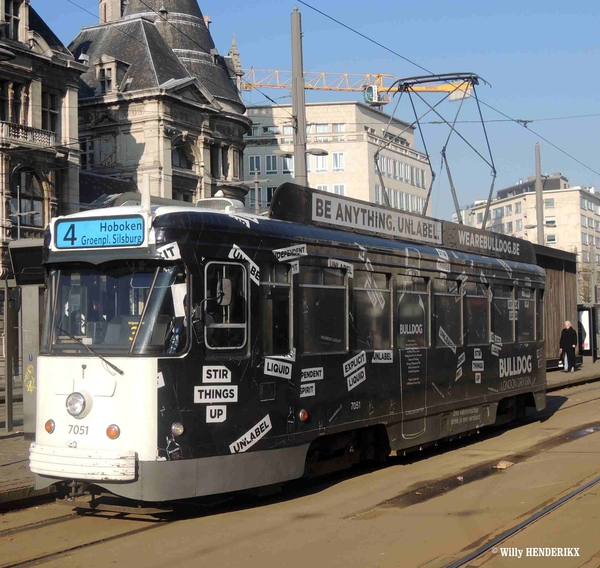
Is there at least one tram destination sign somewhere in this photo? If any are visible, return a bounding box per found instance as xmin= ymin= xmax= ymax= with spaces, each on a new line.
xmin=312 ymin=193 xmax=442 ymax=245
xmin=54 ymin=215 xmax=145 ymax=250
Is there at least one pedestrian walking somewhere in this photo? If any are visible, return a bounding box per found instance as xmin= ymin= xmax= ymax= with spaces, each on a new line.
xmin=559 ymin=320 xmax=577 ymax=372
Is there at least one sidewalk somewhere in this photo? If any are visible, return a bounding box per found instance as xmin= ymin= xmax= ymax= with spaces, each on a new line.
xmin=1 ymin=360 xmax=600 ymax=508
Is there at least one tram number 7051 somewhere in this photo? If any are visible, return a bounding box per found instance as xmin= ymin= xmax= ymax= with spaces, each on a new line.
xmin=68 ymin=425 xmax=89 ymax=435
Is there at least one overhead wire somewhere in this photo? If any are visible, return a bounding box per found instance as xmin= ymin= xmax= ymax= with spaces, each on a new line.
xmin=296 ymin=0 xmax=600 ymax=179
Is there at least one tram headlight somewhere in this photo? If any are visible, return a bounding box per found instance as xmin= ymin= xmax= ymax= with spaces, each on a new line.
xmin=171 ymin=422 xmax=185 ymax=437
xmin=66 ymin=392 xmax=86 ymax=417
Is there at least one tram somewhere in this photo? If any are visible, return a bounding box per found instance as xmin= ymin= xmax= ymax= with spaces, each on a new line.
xmin=30 ymin=183 xmax=546 ymax=502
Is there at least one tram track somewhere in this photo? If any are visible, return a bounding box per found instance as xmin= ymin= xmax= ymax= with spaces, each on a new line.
xmin=0 ymin=507 xmax=168 ymax=568
xmin=2 ymin=382 xmax=599 ymax=568
xmin=444 ymin=472 xmax=600 ymax=567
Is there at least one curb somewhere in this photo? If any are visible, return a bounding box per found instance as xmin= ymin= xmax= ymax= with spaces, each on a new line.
xmin=548 ymin=374 xmax=600 ymax=392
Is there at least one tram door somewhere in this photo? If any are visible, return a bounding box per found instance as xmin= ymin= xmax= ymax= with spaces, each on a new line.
xmin=396 ymin=273 xmax=430 ymax=439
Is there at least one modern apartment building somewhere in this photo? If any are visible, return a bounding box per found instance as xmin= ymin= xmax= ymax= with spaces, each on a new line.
xmin=457 ymin=173 xmax=599 ymax=300
xmin=243 ymin=102 xmax=431 ymax=214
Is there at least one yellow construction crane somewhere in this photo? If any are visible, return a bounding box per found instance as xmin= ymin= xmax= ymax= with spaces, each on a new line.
xmin=241 ymin=70 xmax=472 ymax=105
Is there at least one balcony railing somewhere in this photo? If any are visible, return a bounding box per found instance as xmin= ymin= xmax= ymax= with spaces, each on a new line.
xmin=0 ymin=122 xmax=56 ymax=147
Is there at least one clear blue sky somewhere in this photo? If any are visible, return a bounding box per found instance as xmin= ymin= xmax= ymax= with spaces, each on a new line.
xmin=34 ymin=0 xmax=600 ymax=219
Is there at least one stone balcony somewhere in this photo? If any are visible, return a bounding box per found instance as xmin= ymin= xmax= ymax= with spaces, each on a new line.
xmin=0 ymin=122 xmax=56 ymax=148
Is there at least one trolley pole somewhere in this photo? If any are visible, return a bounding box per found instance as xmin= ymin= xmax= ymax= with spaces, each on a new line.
xmin=535 ymin=142 xmax=544 ymax=246
xmin=291 ymin=7 xmax=308 ymax=186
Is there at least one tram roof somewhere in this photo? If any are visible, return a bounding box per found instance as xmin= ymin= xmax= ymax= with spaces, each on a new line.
xmin=45 ymin=184 xmax=537 ymax=267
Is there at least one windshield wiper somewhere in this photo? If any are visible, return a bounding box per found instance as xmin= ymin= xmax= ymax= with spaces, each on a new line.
xmin=55 ymin=326 xmax=125 ymax=376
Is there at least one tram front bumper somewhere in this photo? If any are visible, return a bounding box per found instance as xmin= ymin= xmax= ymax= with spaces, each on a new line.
xmin=29 ymin=443 xmax=136 ymax=481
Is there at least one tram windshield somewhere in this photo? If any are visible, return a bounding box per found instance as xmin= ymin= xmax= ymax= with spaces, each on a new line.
xmin=42 ymin=261 xmax=188 ymax=356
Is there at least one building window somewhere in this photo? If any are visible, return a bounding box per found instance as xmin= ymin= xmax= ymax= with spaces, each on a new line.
xmin=333 ymin=184 xmax=346 ymax=196
xmin=581 ymin=197 xmax=587 ymax=209
xmin=266 ymin=155 xmax=277 ymax=174
xmin=375 ymin=185 xmax=381 ymax=204
xmin=5 ymin=0 xmax=22 ymax=42
xmin=99 ymin=67 xmax=113 ymax=94
xmin=263 ymin=126 xmax=280 ymax=135
xmin=10 ymin=168 xmax=44 ymax=231
xmin=546 ymin=234 xmax=556 ymax=244
xmin=516 ymin=219 xmax=523 ymax=231
xmin=266 ymin=185 xmax=277 ymax=205
xmin=582 ymin=233 xmax=589 ymax=245
xmin=283 ymin=125 xmax=293 ymax=135
xmin=596 ymin=220 xmax=600 ymax=231
xmin=492 ymin=207 xmax=504 ymax=220
xmin=420 ymin=169 xmax=426 ymax=188
xmin=545 ymin=216 xmax=556 ymax=226
xmin=249 ymin=155 xmax=261 ymax=175
xmin=316 ymin=184 xmax=328 ymax=192
xmin=250 ymin=126 xmax=259 ymax=137
xmin=233 ymin=149 xmax=240 ymax=179
xmin=332 ymin=123 xmax=346 ymax=133
xmin=398 ymin=191 xmax=406 ymax=211
xmin=315 ymin=124 xmax=329 ymax=134
xmin=545 ymin=198 xmax=555 ymax=209
xmin=506 ymin=221 xmax=513 ymax=233
xmin=248 ymin=187 xmax=262 ymax=208
xmin=0 ymin=81 xmax=9 ymax=122
xmin=516 ymin=202 xmax=522 ymax=214
xmin=505 ymin=204 xmax=513 ymax=216
xmin=80 ymin=138 xmax=95 ymax=171
xmin=332 ymin=152 xmax=345 ymax=172
xmin=315 ymin=155 xmax=327 ymax=173
xmin=282 ymin=155 xmax=294 ymax=174
xmin=477 ymin=212 xmax=483 ymax=224
xmin=581 ymin=215 xmax=587 ymax=228
xmin=582 ymin=251 xmax=590 ymax=263
xmin=172 ymin=143 xmax=194 ymax=170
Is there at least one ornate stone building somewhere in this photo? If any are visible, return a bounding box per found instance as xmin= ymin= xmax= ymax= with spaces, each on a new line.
xmin=0 ymin=0 xmax=85 ymax=270
xmin=70 ymin=0 xmax=251 ymax=204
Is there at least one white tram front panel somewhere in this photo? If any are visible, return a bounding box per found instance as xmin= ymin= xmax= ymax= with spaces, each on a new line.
xmin=31 ymin=358 xmax=157 ymax=481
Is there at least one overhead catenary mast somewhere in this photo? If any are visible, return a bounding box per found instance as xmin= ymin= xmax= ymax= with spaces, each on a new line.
xmin=291 ymin=7 xmax=308 ymax=187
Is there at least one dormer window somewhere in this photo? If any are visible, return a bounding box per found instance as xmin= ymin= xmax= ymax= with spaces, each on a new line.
xmin=99 ymin=67 xmax=113 ymax=94
xmin=5 ymin=0 xmax=22 ymax=42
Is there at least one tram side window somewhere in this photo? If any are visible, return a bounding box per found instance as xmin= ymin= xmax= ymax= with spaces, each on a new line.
xmin=492 ymin=285 xmax=514 ymax=343
xmin=396 ymin=275 xmax=429 ymax=348
xmin=434 ymin=279 xmax=462 ymax=349
xmin=353 ymin=270 xmax=392 ymax=350
xmin=517 ymin=287 xmax=535 ymax=343
xmin=300 ymin=266 xmax=347 ymax=354
xmin=205 ymin=263 xmax=248 ymax=350
xmin=536 ymin=289 xmax=544 ymax=341
xmin=260 ymin=264 xmax=292 ymax=355
xmin=464 ymin=282 xmax=490 ymax=345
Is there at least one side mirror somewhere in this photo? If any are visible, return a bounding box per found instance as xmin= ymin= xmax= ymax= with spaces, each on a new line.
xmin=217 ymin=278 xmax=233 ymax=306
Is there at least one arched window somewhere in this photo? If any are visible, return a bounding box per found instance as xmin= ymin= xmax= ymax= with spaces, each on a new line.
xmin=10 ymin=168 xmax=44 ymax=230
xmin=172 ymin=144 xmax=194 ymax=170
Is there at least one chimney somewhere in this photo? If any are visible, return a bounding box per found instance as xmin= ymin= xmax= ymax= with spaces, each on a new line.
xmin=99 ymin=0 xmax=123 ymax=23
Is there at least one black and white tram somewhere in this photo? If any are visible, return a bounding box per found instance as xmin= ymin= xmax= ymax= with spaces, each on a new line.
xmin=30 ymin=183 xmax=546 ymax=502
